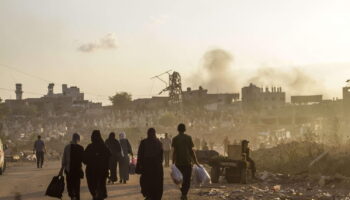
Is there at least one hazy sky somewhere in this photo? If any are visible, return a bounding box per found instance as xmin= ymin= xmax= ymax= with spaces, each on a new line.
xmin=1 ymin=0 xmax=350 ymax=104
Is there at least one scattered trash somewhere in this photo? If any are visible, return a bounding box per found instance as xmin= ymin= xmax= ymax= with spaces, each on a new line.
xmin=272 ymin=185 xmax=281 ymax=192
xmin=197 ymin=171 xmax=350 ymax=200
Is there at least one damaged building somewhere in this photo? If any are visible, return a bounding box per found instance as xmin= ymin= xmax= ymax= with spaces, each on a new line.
xmin=131 ymin=86 xmax=239 ymax=111
xmin=5 ymin=83 xmax=102 ymax=115
xmin=182 ymin=86 xmax=239 ymax=110
xmin=242 ymin=83 xmax=286 ymax=112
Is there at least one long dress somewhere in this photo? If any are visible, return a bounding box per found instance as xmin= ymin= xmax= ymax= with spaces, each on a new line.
xmin=83 ymin=142 xmax=110 ymax=200
xmin=136 ymin=138 xmax=164 ymax=200
xmin=105 ymin=138 xmax=121 ymax=182
xmin=119 ymin=139 xmax=132 ymax=181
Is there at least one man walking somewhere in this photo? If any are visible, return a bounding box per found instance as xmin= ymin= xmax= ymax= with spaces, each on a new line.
xmin=161 ymin=133 xmax=171 ymax=167
xmin=33 ymin=135 xmax=46 ymax=168
xmin=172 ymin=123 xmax=200 ymax=200
xmin=59 ymin=133 xmax=84 ymax=200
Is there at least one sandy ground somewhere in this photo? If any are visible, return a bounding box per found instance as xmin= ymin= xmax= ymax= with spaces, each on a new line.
xmin=0 ymin=161 xmax=198 ymax=200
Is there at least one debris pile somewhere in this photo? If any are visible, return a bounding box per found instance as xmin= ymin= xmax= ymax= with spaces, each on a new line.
xmin=252 ymin=141 xmax=350 ymax=176
xmin=196 ymin=171 xmax=350 ymax=200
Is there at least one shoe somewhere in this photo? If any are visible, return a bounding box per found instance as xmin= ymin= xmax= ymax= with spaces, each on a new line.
xmin=123 ymin=180 xmax=126 ymax=184
xmin=119 ymin=180 xmax=122 ymax=184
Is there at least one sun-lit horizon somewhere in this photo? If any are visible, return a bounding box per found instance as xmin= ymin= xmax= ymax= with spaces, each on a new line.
xmin=1 ymin=0 xmax=350 ymax=105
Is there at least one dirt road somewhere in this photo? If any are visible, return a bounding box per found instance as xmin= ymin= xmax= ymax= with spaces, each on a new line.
xmin=0 ymin=161 xmax=201 ymax=200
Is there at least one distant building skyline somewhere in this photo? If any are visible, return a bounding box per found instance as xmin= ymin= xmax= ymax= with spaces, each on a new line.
xmin=1 ymin=0 xmax=350 ymax=104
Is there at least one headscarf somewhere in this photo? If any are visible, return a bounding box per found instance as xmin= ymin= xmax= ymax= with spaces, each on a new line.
xmin=143 ymin=128 xmax=162 ymax=158
xmin=119 ymin=132 xmax=126 ymax=157
xmin=91 ymin=130 xmax=104 ymax=144
xmin=147 ymin=128 xmax=156 ymax=139
xmin=108 ymin=132 xmax=116 ymax=140
xmin=119 ymin=132 xmax=126 ymax=140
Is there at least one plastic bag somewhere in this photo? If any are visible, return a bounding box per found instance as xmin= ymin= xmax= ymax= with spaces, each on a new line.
xmin=129 ymin=163 xmax=136 ymax=175
xmin=192 ymin=165 xmax=211 ymax=185
xmin=170 ymin=164 xmax=183 ymax=185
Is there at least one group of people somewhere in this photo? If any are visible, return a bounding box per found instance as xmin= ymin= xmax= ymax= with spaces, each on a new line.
xmin=57 ymin=130 xmax=133 ymax=200
xmin=53 ymin=123 xmax=199 ymax=200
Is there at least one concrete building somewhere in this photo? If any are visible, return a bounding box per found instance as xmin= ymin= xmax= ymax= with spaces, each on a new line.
xmin=291 ymin=95 xmax=323 ymax=104
xmin=44 ymin=83 xmax=84 ymax=102
xmin=15 ymin=83 xmax=23 ymax=100
xmin=242 ymin=83 xmax=286 ymax=111
xmin=182 ymin=86 xmax=239 ymax=108
xmin=5 ymin=83 xmax=101 ymax=115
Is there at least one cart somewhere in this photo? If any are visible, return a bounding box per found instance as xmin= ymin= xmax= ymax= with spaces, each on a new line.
xmin=196 ymin=144 xmax=250 ymax=184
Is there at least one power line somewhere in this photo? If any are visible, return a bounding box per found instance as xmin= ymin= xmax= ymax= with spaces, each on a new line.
xmin=0 ymin=64 xmax=51 ymax=83
xmin=0 ymin=63 xmax=160 ymax=100
xmin=0 ymin=87 xmax=45 ymax=96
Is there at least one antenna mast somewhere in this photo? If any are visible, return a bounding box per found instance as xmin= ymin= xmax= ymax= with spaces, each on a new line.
xmin=151 ymin=70 xmax=183 ymax=104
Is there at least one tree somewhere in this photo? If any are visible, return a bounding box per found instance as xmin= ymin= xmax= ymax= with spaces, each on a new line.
xmin=109 ymin=92 xmax=132 ymax=110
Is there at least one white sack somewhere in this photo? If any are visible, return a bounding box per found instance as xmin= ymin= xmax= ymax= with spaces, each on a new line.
xmin=171 ymin=164 xmax=183 ymax=185
xmin=192 ymin=165 xmax=211 ymax=185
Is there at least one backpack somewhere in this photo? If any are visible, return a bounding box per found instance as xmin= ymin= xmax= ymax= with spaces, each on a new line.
xmin=45 ymin=176 xmax=65 ymax=199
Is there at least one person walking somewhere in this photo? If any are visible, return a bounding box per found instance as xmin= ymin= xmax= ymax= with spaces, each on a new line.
xmin=105 ymin=132 xmax=122 ymax=184
xmin=172 ymin=123 xmax=200 ymax=200
xmin=119 ymin=132 xmax=133 ymax=184
xmin=59 ymin=133 xmax=84 ymax=200
xmin=136 ymin=128 xmax=163 ymax=200
xmin=83 ymin=130 xmax=110 ymax=200
xmin=161 ymin=133 xmax=171 ymax=167
xmin=33 ymin=135 xmax=46 ymax=168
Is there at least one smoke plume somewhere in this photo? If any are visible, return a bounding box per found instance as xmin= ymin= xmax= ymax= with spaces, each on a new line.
xmin=78 ymin=33 xmax=118 ymax=53
xmin=191 ymin=49 xmax=237 ymax=92
xmin=248 ymin=67 xmax=323 ymax=96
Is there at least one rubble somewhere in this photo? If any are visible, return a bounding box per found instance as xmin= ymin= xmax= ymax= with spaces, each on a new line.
xmin=253 ymin=142 xmax=350 ymax=177
xmin=197 ymin=171 xmax=350 ymax=200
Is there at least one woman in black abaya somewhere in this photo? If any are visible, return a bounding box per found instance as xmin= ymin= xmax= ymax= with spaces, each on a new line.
xmin=83 ymin=130 xmax=110 ymax=200
xmin=136 ymin=128 xmax=164 ymax=200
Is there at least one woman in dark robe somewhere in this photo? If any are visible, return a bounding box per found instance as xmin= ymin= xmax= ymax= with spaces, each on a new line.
xmin=83 ymin=130 xmax=110 ymax=200
xmin=136 ymin=128 xmax=164 ymax=200
xmin=105 ymin=132 xmax=121 ymax=184
xmin=119 ymin=132 xmax=133 ymax=184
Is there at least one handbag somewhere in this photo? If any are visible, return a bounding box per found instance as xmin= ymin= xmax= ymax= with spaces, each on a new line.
xmin=45 ymin=176 xmax=65 ymax=199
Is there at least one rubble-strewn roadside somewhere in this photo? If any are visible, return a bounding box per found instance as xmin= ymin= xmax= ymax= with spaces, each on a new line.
xmin=252 ymin=141 xmax=350 ymax=176
xmin=195 ymin=171 xmax=350 ymax=200
xmin=192 ymin=142 xmax=350 ymax=200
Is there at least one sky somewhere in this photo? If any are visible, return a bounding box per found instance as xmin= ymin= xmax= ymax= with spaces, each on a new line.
xmin=1 ymin=0 xmax=350 ymax=105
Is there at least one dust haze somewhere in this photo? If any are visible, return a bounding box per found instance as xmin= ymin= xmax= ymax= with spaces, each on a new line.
xmin=248 ymin=66 xmax=324 ymax=96
xmin=189 ymin=49 xmax=238 ymax=93
xmin=190 ymin=48 xmax=324 ymax=97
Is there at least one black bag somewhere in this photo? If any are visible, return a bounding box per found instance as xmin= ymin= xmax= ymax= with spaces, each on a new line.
xmin=129 ymin=163 xmax=136 ymax=175
xmin=45 ymin=176 xmax=65 ymax=199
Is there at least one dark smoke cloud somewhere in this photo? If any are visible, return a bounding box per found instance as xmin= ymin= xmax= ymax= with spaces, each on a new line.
xmin=190 ymin=49 xmax=237 ymax=92
xmin=248 ymin=67 xmax=323 ymax=96
xmin=78 ymin=33 xmax=118 ymax=53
